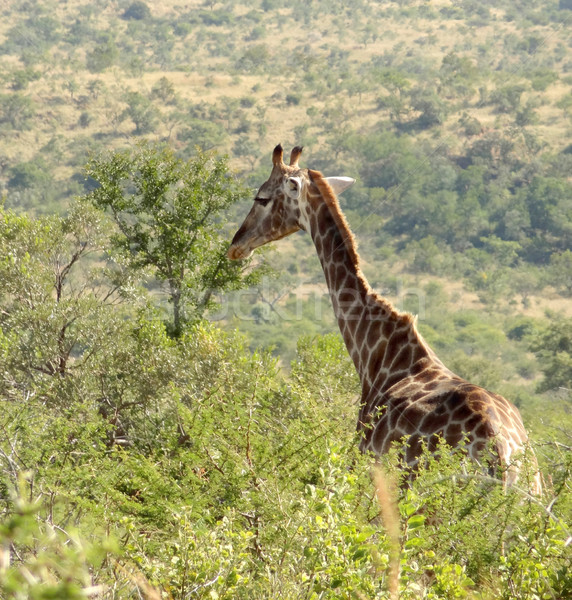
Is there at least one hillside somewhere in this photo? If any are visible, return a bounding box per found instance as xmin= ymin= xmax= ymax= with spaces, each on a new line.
xmin=1 ymin=1 xmax=572 ymax=188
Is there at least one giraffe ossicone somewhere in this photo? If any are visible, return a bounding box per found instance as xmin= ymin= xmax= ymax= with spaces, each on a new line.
xmin=228 ymin=144 xmax=541 ymax=494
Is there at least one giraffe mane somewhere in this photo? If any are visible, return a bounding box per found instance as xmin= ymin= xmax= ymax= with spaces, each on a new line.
xmin=307 ymin=169 xmax=414 ymax=328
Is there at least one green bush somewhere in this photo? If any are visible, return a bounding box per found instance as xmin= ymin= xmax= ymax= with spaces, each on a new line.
xmin=122 ymin=1 xmax=151 ymax=21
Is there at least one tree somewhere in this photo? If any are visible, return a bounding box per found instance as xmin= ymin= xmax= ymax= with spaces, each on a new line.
xmin=0 ymin=93 xmax=35 ymax=130
xmin=0 ymin=200 xmax=132 ymax=388
xmin=8 ymin=158 xmax=51 ymax=189
xmin=408 ymin=86 xmax=448 ymax=128
xmin=548 ymin=250 xmax=572 ymax=296
xmin=86 ymin=38 xmax=119 ymax=73
xmin=151 ymin=76 xmax=177 ymax=104
xmin=439 ymin=53 xmax=477 ymax=99
xmin=122 ymin=1 xmax=151 ymax=20
xmin=178 ymin=118 xmax=227 ymax=151
xmin=523 ymin=176 xmax=572 ymax=254
xmin=85 ymin=143 xmax=266 ymax=336
xmin=120 ymin=91 xmax=159 ymax=135
xmin=490 ymin=84 xmax=527 ymax=114
xmin=530 ymin=317 xmax=572 ymax=393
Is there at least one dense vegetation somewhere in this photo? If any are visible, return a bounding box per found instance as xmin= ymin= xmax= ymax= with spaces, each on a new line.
xmin=1 ymin=0 xmax=571 ymax=598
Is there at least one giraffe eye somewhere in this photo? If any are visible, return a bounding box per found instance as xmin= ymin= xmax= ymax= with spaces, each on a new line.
xmin=254 ymin=196 xmax=271 ymax=207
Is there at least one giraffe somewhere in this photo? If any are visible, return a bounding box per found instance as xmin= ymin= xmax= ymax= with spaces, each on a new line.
xmin=228 ymin=144 xmax=541 ymax=494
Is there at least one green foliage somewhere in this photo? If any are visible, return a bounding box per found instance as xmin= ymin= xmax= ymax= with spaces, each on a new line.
xmin=86 ymin=38 xmax=119 ymax=73
xmin=120 ymin=91 xmax=159 ymax=135
xmin=490 ymin=84 xmax=527 ymax=113
xmin=0 ymin=476 xmax=118 ymax=600
xmin=7 ymin=157 xmax=51 ymax=189
xmin=408 ymin=85 xmax=448 ymax=128
xmin=10 ymin=68 xmax=41 ymax=91
xmin=122 ymin=1 xmax=151 ymax=21
xmin=150 ymin=76 xmax=177 ymax=104
xmin=530 ymin=317 xmax=572 ymax=393
xmin=0 ymin=200 xmax=136 ymax=397
xmin=547 ymin=250 xmax=572 ymax=295
xmin=0 ymin=93 xmax=35 ymax=130
xmin=85 ymin=142 xmax=266 ymax=335
xmin=0 ymin=198 xmax=570 ymax=596
xmin=527 ymin=68 xmax=559 ymax=91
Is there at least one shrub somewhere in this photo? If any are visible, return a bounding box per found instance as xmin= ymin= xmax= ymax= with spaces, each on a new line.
xmin=122 ymin=1 xmax=151 ymax=21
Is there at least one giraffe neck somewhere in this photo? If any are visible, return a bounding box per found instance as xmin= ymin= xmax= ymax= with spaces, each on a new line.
xmin=303 ymin=170 xmax=438 ymax=398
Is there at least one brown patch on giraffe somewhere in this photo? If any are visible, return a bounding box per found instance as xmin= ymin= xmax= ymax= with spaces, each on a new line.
xmin=382 ymin=320 xmax=395 ymax=339
xmin=396 ymin=408 xmax=421 ymax=434
xmin=463 ymin=413 xmax=484 ymax=432
xmin=384 ymin=371 xmax=409 ymax=391
xmin=336 ymin=264 xmax=348 ymax=285
xmin=327 ymin=263 xmax=337 ymax=284
xmin=445 ymin=422 xmax=464 ymax=445
xmin=409 ymin=358 xmax=431 ymax=376
xmin=419 ymin=368 xmax=441 ymax=382
xmin=421 ymin=379 xmax=445 ymax=393
xmin=474 ymin=421 xmax=494 ymax=440
xmin=407 ymin=389 xmax=429 ymax=402
xmin=491 ymin=402 xmax=511 ymax=423
xmin=314 ymin=234 xmax=323 ymax=255
xmin=366 ymin=324 xmax=385 ymax=351
xmin=372 ymin=419 xmax=389 ymax=450
xmin=341 ymin=325 xmax=353 ymax=348
xmin=405 ymin=434 xmax=422 ymax=463
xmin=386 ymin=401 xmax=403 ymax=429
xmin=391 ymin=345 xmax=413 ymax=373
xmin=390 ymin=381 xmax=417 ymax=397
xmin=411 ymin=344 xmax=428 ymax=364
xmin=466 ymin=397 xmax=487 ymax=415
xmin=427 ymin=433 xmax=441 ymax=453
xmin=383 ymin=329 xmax=410 ymax=369
xmin=310 ymin=213 xmax=319 ymax=233
xmin=420 ymin=411 xmax=451 ymax=434
xmin=396 ymin=313 xmax=415 ymax=328
xmin=355 ymin=315 xmax=372 ymax=349
xmin=261 ymin=214 xmax=272 ymax=231
xmin=451 ymin=402 xmax=473 ymax=421
xmin=446 ymin=389 xmax=469 ymax=407
xmin=469 ymin=437 xmax=488 ymax=455
xmin=339 ymin=289 xmax=358 ymax=307
xmin=332 ymin=243 xmax=346 ymax=265
xmin=272 ymin=212 xmax=283 ymax=231
xmin=367 ymin=352 xmax=384 ymax=384
xmin=350 ymin=348 xmax=360 ymax=366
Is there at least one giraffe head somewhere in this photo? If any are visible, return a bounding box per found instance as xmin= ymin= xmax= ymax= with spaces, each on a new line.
xmin=228 ymin=144 xmax=354 ymax=260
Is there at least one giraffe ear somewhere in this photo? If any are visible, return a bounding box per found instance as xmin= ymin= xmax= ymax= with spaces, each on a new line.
xmin=325 ymin=177 xmax=355 ymax=196
xmin=285 ymin=176 xmax=302 ymax=199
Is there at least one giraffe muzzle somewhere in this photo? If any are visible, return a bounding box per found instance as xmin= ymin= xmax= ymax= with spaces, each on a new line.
xmin=227 ymin=244 xmax=252 ymax=260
